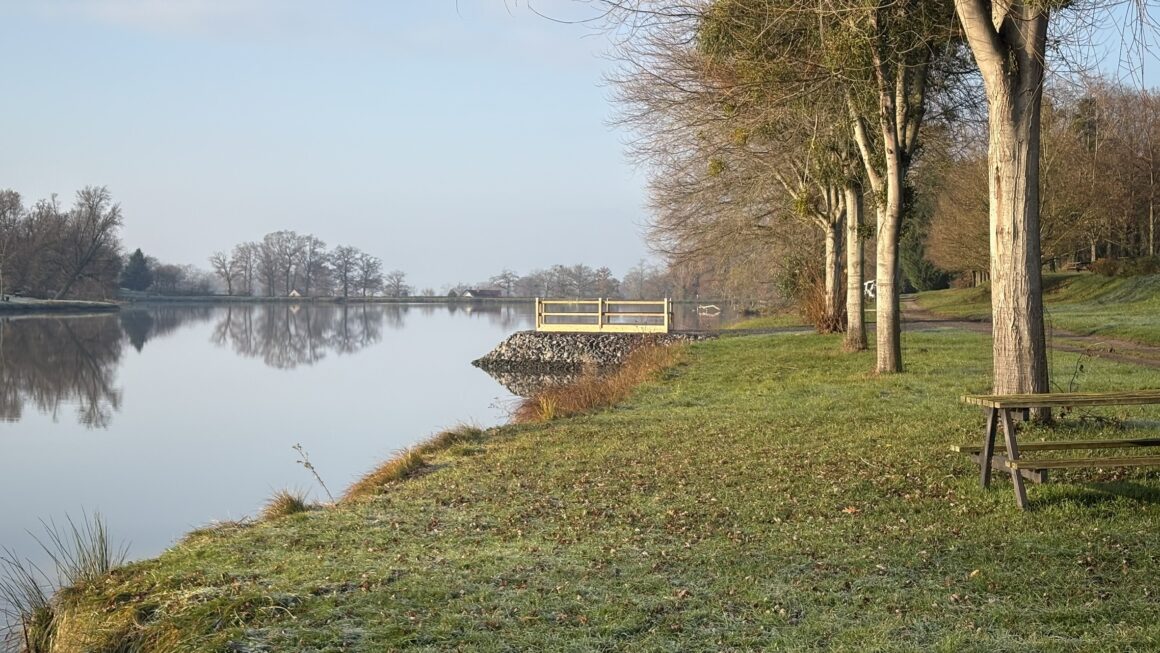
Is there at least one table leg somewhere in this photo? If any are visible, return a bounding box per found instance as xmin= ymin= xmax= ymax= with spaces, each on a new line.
xmin=980 ymin=407 xmax=998 ymax=488
xmin=1000 ymin=408 xmax=1029 ymax=510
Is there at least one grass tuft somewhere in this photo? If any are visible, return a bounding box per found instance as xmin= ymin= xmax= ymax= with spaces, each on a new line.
xmin=513 ymin=343 xmax=686 ymax=423
xmin=261 ymin=490 xmax=312 ymax=521
xmin=0 ymin=550 xmax=52 ymax=653
xmin=414 ymin=423 xmax=485 ymax=456
xmin=1 ymin=512 xmax=126 ymax=652
xmin=36 ymin=513 xmax=127 ymax=591
xmin=341 ymin=449 xmax=428 ymax=502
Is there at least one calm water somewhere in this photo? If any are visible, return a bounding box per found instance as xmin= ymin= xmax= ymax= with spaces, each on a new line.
xmin=0 ymin=302 xmax=535 ymax=572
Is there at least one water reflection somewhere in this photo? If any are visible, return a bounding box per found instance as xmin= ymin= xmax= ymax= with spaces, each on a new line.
xmin=0 ymin=315 xmax=123 ymax=427
xmin=0 ymin=302 xmax=537 ymax=428
xmin=0 ymin=301 xmax=728 ymax=429
xmin=121 ymin=306 xmax=215 ymax=352
xmin=209 ymin=304 xmax=385 ymax=369
xmin=476 ymin=366 xmax=589 ymax=398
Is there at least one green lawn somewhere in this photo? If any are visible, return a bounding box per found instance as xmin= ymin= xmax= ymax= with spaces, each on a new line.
xmin=917 ymin=273 xmax=1160 ymax=345
xmin=40 ymin=332 xmax=1160 ymax=651
xmin=727 ymin=308 xmax=876 ymax=331
xmin=725 ymin=313 xmax=808 ymax=330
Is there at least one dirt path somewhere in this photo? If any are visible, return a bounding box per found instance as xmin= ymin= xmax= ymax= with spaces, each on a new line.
xmin=900 ymin=296 xmax=1160 ymax=369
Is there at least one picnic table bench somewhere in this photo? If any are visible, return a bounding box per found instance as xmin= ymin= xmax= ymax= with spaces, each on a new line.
xmin=955 ymin=391 xmax=1160 ymax=509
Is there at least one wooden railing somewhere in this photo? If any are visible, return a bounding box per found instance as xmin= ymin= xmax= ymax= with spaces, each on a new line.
xmin=535 ymin=298 xmax=672 ymax=333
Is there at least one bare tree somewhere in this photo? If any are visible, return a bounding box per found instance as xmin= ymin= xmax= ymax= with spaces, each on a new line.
xmin=299 ymin=235 xmax=328 ymax=297
xmin=355 ymin=253 xmax=383 ymax=297
xmin=0 ymin=190 xmax=22 ymax=298
xmin=607 ymin=0 xmax=964 ymax=358
xmin=232 ymin=242 xmax=258 ymax=296
xmin=257 ymin=239 xmax=281 ymax=297
xmin=488 ymin=269 xmax=519 ymax=296
xmin=53 ymin=186 xmax=124 ymax=300
xmin=331 ymin=245 xmax=359 ymax=298
xmin=383 ymin=269 xmax=410 ymax=298
xmin=209 ymin=251 xmax=236 ymax=295
xmin=593 ymin=266 xmax=621 ymax=297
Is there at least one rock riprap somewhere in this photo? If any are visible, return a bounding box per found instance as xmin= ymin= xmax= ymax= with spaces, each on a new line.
xmin=472 ymin=331 xmax=713 ymax=371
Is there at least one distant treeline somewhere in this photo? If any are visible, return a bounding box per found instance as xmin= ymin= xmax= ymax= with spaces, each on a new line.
xmin=205 ymin=233 xmax=407 ymax=298
xmin=445 ymin=261 xmax=683 ymax=300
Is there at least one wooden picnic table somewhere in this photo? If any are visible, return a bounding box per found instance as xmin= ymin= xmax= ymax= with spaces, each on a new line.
xmin=956 ymin=391 xmax=1160 ymax=509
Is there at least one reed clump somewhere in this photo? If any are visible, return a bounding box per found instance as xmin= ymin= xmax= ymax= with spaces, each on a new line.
xmin=260 ymin=490 xmax=312 ymax=521
xmin=513 ymin=344 xmax=686 ymax=423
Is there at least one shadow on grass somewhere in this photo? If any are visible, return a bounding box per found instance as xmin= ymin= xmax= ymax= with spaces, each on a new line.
xmin=1035 ymin=478 xmax=1160 ymax=509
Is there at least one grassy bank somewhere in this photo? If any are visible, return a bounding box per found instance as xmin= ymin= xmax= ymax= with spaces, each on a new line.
xmin=26 ymin=331 xmax=1160 ymax=651
xmin=917 ymin=273 xmax=1160 ymax=345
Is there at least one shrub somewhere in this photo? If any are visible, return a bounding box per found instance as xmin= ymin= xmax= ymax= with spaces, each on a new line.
xmin=797 ymin=275 xmax=846 ymax=335
xmin=1089 ymin=256 xmax=1160 ymax=278
xmin=1089 ymin=258 xmax=1122 ymax=277
xmin=1120 ymin=255 xmax=1160 ymax=277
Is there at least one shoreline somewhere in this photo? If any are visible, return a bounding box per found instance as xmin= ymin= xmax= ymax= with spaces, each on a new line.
xmin=120 ymin=294 xmax=536 ymax=305
xmin=0 ymin=299 xmax=120 ymax=314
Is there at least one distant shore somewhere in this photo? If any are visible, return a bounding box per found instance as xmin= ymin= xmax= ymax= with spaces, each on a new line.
xmin=0 ymin=297 xmax=120 ymax=314
xmin=119 ymin=293 xmax=535 ymax=305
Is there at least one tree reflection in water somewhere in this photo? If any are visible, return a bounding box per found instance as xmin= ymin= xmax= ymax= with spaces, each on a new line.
xmin=0 ymin=302 xmax=533 ymax=428
xmin=0 ymin=315 xmax=124 ymax=428
xmin=209 ymin=304 xmax=386 ymax=369
xmin=121 ymin=306 xmax=215 ymax=352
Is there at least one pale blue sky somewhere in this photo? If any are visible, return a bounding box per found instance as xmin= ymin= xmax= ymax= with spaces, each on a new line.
xmin=3 ymin=2 xmax=1157 ymax=290
xmin=0 ymin=1 xmax=648 ymax=289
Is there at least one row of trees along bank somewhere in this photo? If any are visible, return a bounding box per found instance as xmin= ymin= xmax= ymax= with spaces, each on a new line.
xmin=604 ymin=0 xmax=1151 ymax=399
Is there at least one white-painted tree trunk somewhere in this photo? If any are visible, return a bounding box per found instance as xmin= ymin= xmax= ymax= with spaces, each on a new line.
xmin=873 ymin=130 xmax=904 ymax=373
xmin=844 ymin=181 xmax=866 ymax=351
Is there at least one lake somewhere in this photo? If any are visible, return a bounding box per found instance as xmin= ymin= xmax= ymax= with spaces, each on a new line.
xmin=0 ymin=300 xmax=734 ymax=582
xmin=0 ymin=302 xmax=538 ymax=575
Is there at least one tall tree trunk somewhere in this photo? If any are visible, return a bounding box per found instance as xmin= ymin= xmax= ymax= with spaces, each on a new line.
xmin=824 ymin=219 xmax=842 ymax=328
xmin=956 ymin=0 xmax=1049 ymax=404
xmin=844 ymin=181 xmax=867 ymax=351
xmin=54 ymin=276 xmax=77 ymax=300
xmin=989 ymin=103 xmax=1049 ymax=398
xmin=1150 ymin=193 xmax=1155 ymax=256
xmin=876 ymin=148 xmax=904 ymax=373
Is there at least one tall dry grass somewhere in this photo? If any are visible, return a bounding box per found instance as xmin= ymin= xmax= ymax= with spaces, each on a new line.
xmin=342 ymin=450 xmax=427 ymax=503
xmin=512 ymin=344 xmax=686 ymax=423
xmin=341 ymin=424 xmax=485 ymax=503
